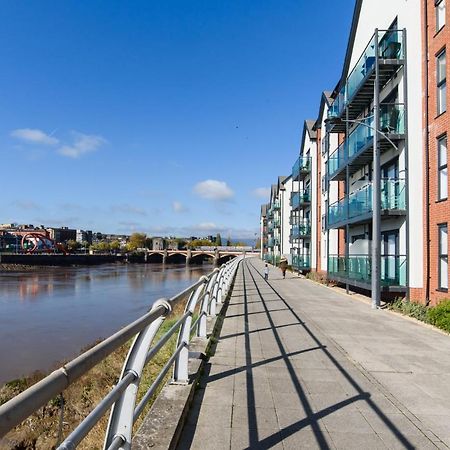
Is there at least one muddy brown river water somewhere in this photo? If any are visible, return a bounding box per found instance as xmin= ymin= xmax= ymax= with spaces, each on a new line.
xmin=0 ymin=263 xmax=212 ymax=384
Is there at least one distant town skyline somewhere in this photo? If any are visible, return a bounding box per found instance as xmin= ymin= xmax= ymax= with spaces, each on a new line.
xmin=2 ymin=1 xmax=353 ymax=238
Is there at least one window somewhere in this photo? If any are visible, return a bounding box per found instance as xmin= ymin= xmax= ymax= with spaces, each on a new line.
xmin=436 ymin=0 xmax=446 ymax=32
xmin=437 ymin=50 xmax=447 ymax=115
xmin=439 ymin=224 xmax=448 ymax=290
xmin=438 ymin=135 xmax=448 ymax=200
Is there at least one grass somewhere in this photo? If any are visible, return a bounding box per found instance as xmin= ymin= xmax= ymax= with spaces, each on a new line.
xmin=0 ymin=301 xmax=188 ymax=450
xmin=387 ymin=298 xmax=450 ymax=334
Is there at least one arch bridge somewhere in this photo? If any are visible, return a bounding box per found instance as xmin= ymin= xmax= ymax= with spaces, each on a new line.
xmin=144 ymin=248 xmax=258 ymax=265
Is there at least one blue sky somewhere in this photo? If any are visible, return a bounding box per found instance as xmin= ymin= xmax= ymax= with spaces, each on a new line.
xmin=2 ymin=1 xmax=354 ymax=239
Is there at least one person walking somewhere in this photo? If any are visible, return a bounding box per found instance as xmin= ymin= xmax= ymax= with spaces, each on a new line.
xmin=264 ymin=263 xmax=269 ymax=281
xmin=279 ymin=258 xmax=288 ymax=279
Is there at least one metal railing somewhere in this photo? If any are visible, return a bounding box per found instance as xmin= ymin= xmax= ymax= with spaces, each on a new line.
xmin=0 ymin=256 xmax=243 ymax=449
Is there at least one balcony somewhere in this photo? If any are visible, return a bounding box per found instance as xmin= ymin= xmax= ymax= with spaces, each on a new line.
xmin=272 ymin=200 xmax=281 ymax=210
xmin=327 ymin=179 xmax=406 ymax=228
xmin=292 ymin=156 xmax=312 ymax=181
xmin=328 ymin=254 xmax=407 ymax=290
xmin=264 ymin=253 xmax=281 ymax=265
xmin=328 ymin=104 xmax=405 ymax=181
xmin=328 ymin=29 xmax=405 ymax=131
xmin=292 ymin=254 xmax=311 ymax=271
xmin=291 ymin=190 xmax=311 ymax=210
xmin=291 ymin=219 xmax=311 ymax=239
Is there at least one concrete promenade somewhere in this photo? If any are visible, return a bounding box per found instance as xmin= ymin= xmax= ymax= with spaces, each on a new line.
xmin=177 ymin=258 xmax=450 ymax=449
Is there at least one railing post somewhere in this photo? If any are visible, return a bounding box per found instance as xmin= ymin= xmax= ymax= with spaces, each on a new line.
xmin=197 ymin=270 xmax=219 ymax=337
xmin=102 ymin=298 xmax=171 ymax=450
xmin=173 ymin=278 xmax=207 ymax=384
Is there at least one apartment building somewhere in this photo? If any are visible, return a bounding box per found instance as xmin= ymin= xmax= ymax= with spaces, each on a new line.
xmin=422 ymin=0 xmax=449 ymax=303
xmin=290 ymin=121 xmax=316 ymax=272
xmin=261 ymin=0 xmax=450 ymax=305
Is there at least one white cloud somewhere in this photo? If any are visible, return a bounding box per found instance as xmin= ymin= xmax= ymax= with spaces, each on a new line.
xmin=193 ymin=180 xmax=234 ymax=201
xmin=58 ymin=132 xmax=106 ymax=158
xmin=172 ymin=201 xmax=188 ymax=213
xmin=252 ymin=187 xmax=270 ymax=199
xmin=11 ymin=128 xmax=59 ymax=146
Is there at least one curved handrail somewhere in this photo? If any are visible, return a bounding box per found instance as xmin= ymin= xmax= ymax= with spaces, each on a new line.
xmin=0 ymin=256 xmax=243 ymax=449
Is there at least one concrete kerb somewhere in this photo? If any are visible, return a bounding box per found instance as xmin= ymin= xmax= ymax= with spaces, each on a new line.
xmin=291 ymin=271 xmax=450 ymax=338
xmin=132 ymin=269 xmax=237 ymax=450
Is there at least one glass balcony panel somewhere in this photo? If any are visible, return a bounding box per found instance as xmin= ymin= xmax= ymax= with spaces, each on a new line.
xmin=292 ymin=254 xmax=311 ymax=270
xmin=379 ymin=103 xmax=405 ymax=134
xmin=328 ymin=31 xmax=404 ymax=120
xmin=328 ymin=254 xmax=406 ymax=286
xmin=292 ymin=156 xmax=312 ymax=179
xmin=291 ymin=219 xmax=311 ymax=238
xmin=328 ymin=198 xmax=347 ymax=226
xmin=328 ymin=85 xmax=346 ymax=119
xmin=378 ymin=30 xmax=404 ymax=60
xmin=347 ymin=116 xmax=374 ymax=159
xmin=347 ymin=35 xmax=376 ymax=101
xmin=348 ymin=184 xmax=372 ymax=219
xmin=328 ymin=179 xmax=405 ymax=227
xmin=291 ymin=190 xmax=311 ymax=209
xmin=381 ymin=178 xmax=406 ymax=209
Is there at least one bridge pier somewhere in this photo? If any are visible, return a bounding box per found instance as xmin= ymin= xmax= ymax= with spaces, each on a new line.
xmin=162 ymin=250 xmax=168 ymax=264
xmin=186 ymin=249 xmax=192 ymax=265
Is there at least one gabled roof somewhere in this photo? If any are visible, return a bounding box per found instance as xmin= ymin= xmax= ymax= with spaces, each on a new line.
xmin=300 ymin=119 xmax=317 ymax=155
xmin=278 ymin=175 xmax=288 ymax=191
xmin=281 ymin=174 xmax=292 ymax=185
xmin=332 ymin=0 xmax=363 ymax=97
xmin=313 ymin=91 xmax=334 ymax=130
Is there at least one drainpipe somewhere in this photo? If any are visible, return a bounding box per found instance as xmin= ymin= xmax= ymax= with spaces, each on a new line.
xmin=423 ymin=0 xmax=431 ymax=305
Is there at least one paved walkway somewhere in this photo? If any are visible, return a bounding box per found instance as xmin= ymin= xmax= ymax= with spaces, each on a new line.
xmin=177 ymin=258 xmax=450 ymax=449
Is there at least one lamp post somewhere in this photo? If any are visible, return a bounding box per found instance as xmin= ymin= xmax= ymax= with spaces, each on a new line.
xmin=325 ymin=115 xmax=399 ymax=310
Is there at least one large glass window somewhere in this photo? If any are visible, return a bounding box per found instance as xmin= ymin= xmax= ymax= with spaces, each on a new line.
xmin=439 ymin=224 xmax=448 ymax=290
xmin=438 ymin=135 xmax=448 ymax=200
xmin=436 ymin=0 xmax=446 ymax=32
xmin=437 ymin=50 xmax=447 ymax=115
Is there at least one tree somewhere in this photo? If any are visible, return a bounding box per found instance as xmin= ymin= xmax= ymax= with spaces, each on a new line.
xmin=255 ymin=238 xmax=261 ymax=249
xmin=127 ymin=233 xmax=147 ymax=251
xmin=226 ymin=235 xmax=231 ymax=246
xmin=188 ymin=239 xmax=214 ymax=249
xmin=66 ymin=240 xmax=81 ymax=253
xmin=144 ymin=237 xmax=153 ymax=249
xmin=110 ymin=240 xmax=121 ymax=252
xmin=216 ymin=233 xmax=222 ymax=246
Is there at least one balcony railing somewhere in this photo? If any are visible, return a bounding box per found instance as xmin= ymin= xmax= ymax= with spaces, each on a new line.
xmin=292 ymin=254 xmax=311 ymax=270
xmin=328 ymin=104 xmax=405 ymax=180
xmin=328 ymin=179 xmax=406 ymax=227
xmin=292 ymin=156 xmax=312 ymax=181
xmin=272 ymin=200 xmax=281 ymax=210
xmin=328 ymin=30 xmax=405 ymax=120
xmin=291 ymin=190 xmax=311 ymax=209
xmin=291 ymin=219 xmax=311 ymax=239
xmin=328 ymin=254 xmax=406 ymax=287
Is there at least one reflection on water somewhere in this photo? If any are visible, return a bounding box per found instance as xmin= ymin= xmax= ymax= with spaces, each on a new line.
xmin=0 ymin=263 xmax=212 ymax=384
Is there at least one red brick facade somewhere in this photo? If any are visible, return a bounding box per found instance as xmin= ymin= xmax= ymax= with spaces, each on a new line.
xmin=421 ymin=0 xmax=450 ymax=305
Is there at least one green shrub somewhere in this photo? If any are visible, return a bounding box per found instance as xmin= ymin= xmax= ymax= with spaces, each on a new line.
xmin=387 ymin=298 xmax=430 ymax=323
xmin=428 ymin=299 xmax=450 ymax=333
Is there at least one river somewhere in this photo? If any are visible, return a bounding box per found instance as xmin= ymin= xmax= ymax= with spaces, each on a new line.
xmin=0 ymin=263 xmax=213 ymax=385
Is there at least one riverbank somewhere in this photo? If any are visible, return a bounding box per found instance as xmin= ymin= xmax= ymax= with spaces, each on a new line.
xmin=0 ymin=302 xmax=185 ymax=450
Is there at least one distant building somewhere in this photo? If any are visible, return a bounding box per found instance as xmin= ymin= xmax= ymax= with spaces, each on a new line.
xmin=76 ymin=229 xmax=93 ymax=244
xmin=152 ymin=237 xmax=165 ymax=251
xmin=47 ymin=227 xmax=77 ymax=244
xmin=166 ymin=239 xmax=179 ymax=250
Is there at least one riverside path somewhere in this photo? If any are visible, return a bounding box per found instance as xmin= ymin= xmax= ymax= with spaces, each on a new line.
xmin=177 ymin=258 xmax=450 ymax=449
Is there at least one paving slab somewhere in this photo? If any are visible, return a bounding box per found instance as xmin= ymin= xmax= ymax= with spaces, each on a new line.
xmin=176 ymin=258 xmax=450 ymax=449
